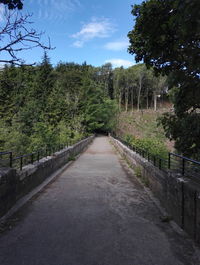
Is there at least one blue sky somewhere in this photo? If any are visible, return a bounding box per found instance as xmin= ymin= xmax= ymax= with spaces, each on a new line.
xmin=1 ymin=0 xmax=143 ymax=67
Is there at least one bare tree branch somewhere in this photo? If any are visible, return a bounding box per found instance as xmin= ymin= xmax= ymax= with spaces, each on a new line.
xmin=0 ymin=8 xmax=54 ymax=65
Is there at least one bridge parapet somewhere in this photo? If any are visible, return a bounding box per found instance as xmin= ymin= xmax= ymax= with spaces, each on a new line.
xmin=0 ymin=136 xmax=94 ymax=219
xmin=110 ymin=136 xmax=200 ymax=245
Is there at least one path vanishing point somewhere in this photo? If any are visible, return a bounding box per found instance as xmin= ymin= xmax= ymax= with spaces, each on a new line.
xmin=0 ymin=137 xmax=199 ymax=265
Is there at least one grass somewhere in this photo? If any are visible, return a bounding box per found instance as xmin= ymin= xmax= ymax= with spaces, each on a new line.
xmin=68 ymin=154 xmax=76 ymax=161
xmin=134 ymin=166 xmax=150 ymax=187
xmin=135 ymin=166 xmax=142 ymax=178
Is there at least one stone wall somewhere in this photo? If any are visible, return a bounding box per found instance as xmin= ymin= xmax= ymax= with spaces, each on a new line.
xmin=0 ymin=136 xmax=94 ymax=218
xmin=110 ymin=136 xmax=200 ymax=244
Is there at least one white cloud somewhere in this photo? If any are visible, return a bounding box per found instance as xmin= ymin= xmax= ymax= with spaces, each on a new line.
xmin=72 ymin=17 xmax=115 ymax=47
xmin=31 ymin=0 xmax=81 ymax=21
xmin=51 ymin=0 xmax=81 ymax=12
xmin=105 ymin=59 xmax=134 ymax=68
xmin=104 ymin=40 xmax=129 ymax=51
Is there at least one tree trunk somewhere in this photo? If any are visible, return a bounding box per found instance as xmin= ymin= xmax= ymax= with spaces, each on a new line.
xmin=137 ymin=77 xmax=142 ymax=111
xmin=125 ymin=86 xmax=129 ymax=112
xmin=119 ymin=90 xmax=122 ymax=111
xmin=154 ymin=92 xmax=157 ymax=111
xmin=131 ymin=87 xmax=134 ymax=112
xmin=146 ymin=88 xmax=149 ymax=109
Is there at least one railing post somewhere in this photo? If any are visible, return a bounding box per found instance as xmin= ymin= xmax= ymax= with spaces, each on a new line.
xmin=20 ymin=157 xmax=23 ymax=170
xmin=153 ymin=156 xmax=156 ymax=166
xmin=37 ymin=151 xmax=40 ymax=162
xmin=9 ymin=152 xmax=12 ymax=168
xmin=182 ymin=158 xmax=185 ymax=176
xmin=31 ymin=153 xmax=34 ymax=164
xmin=168 ymin=153 xmax=171 ymax=169
xmin=181 ymin=182 xmax=185 ymax=229
xmin=159 ymin=158 xmax=162 ymax=170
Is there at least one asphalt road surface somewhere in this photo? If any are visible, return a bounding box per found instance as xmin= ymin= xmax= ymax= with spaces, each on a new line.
xmin=0 ymin=137 xmax=199 ymax=265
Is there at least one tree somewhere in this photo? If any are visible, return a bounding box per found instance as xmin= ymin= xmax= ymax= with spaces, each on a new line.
xmin=113 ymin=67 xmax=126 ymax=111
xmin=81 ymin=80 xmax=118 ymax=133
xmin=128 ymin=0 xmax=200 ymax=158
xmin=128 ymin=0 xmax=200 ymax=79
xmin=150 ymin=73 xmax=167 ymax=111
xmin=97 ymin=63 xmax=113 ymax=98
xmin=134 ymin=64 xmax=146 ymax=111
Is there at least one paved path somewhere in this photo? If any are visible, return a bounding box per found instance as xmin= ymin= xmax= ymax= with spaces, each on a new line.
xmin=0 ymin=137 xmax=199 ymax=265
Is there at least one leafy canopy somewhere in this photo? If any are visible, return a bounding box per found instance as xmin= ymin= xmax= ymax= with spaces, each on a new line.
xmin=128 ymin=0 xmax=200 ymax=80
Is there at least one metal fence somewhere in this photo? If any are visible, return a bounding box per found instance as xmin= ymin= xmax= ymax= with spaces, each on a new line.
xmin=0 ymin=140 xmax=76 ymax=170
xmin=112 ymin=134 xmax=200 ymax=179
xmin=168 ymin=152 xmax=200 ymax=178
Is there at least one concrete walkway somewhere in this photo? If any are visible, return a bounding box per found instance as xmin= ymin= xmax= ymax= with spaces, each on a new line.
xmin=0 ymin=137 xmax=199 ymax=265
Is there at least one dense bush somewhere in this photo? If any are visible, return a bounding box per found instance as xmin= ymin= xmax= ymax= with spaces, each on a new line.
xmin=124 ymin=134 xmax=168 ymax=160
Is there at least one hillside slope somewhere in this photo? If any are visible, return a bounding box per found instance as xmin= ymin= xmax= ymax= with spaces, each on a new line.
xmin=115 ymin=109 xmax=174 ymax=152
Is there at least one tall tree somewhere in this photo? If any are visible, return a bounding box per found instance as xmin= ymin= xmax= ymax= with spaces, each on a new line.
xmin=98 ymin=63 xmax=113 ymax=98
xmin=113 ymin=67 xmax=126 ymax=111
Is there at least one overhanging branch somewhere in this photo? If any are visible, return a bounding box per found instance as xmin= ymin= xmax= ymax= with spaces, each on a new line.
xmin=0 ymin=10 xmax=54 ymax=65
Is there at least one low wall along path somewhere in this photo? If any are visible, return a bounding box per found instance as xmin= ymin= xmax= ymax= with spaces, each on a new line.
xmin=110 ymin=136 xmax=200 ymax=245
xmin=0 ymin=136 xmax=94 ymax=218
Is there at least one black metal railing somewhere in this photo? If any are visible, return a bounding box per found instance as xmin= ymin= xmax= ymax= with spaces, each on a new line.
xmin=0 ymin=138 xmax=83 ymax=170
xmin=168 ymin=153 xmax=200 ymax=177
xmin=113 ymin=135 xmax=168 ymax=170
xmin=111 ymin=134 xmax=200 ymax=179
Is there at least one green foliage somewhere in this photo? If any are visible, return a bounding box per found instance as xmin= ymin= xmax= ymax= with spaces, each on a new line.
xmin=159 ymin=112 xmax=200 ymax=159
xmin=0 ymin=119 xmax=31 ymax=154
xmin=0 ymin=55 xmax=118 ymax=156
xmin=81 ymin=80 xmax=118 ymax=133
xmin=68 ymin=154 xmax=76 ymax=161
xmin=134 ymin=166 xmax=142 ymax=178
xmin=29 ymin=122 xmax=58 ymax=151
xmin=124 ymin=134 xmax=168 ymax=160
xmin=128 ymin=0 xmax=200 ymax=78
xmin=134 ymin=165 xmax=149 ymax=187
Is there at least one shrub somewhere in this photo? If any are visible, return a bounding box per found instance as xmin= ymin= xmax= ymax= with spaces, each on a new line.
xmin=124 ymin=134 xmax=168 ymax=160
